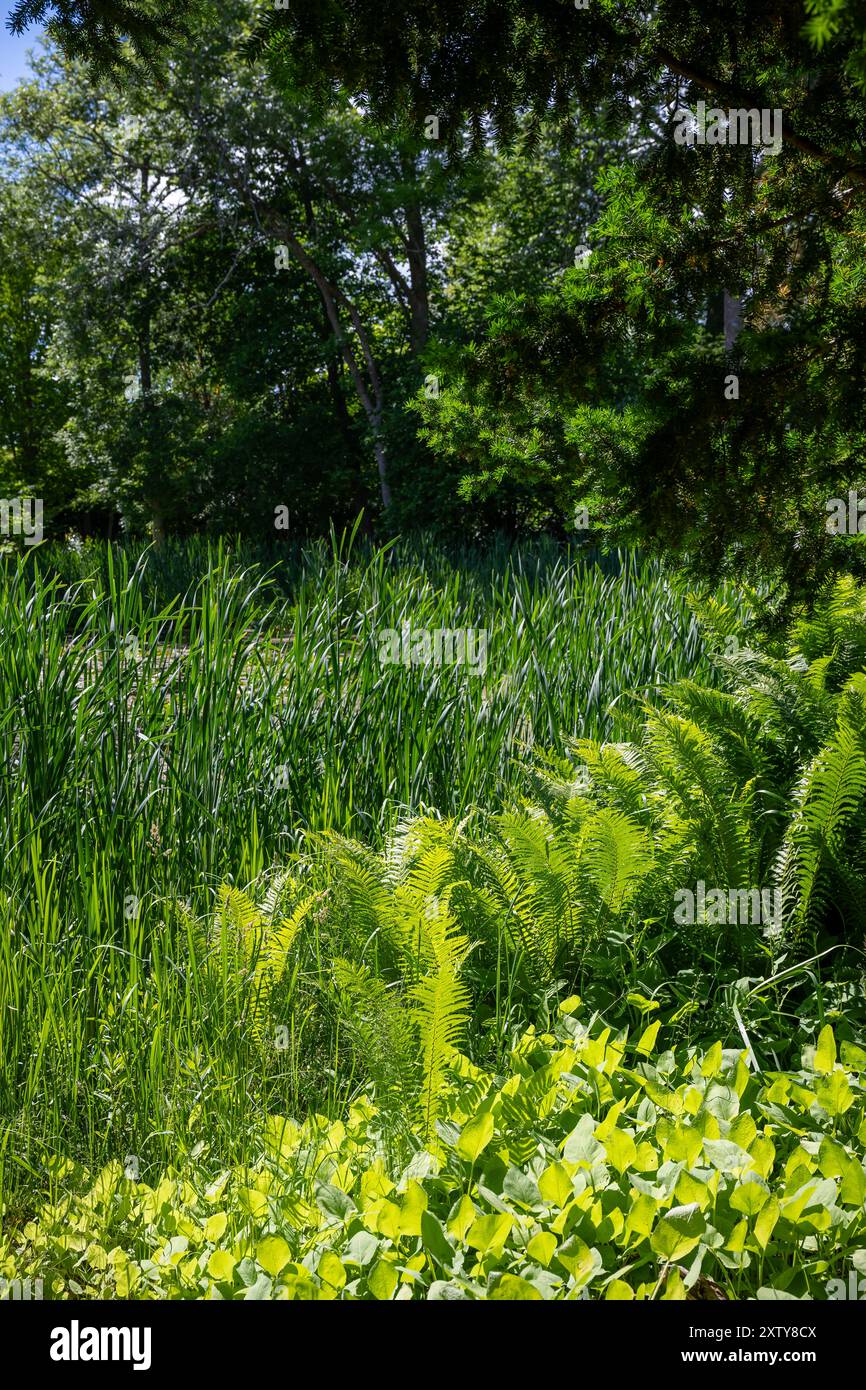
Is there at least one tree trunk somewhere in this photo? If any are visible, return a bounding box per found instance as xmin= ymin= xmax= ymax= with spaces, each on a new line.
xmin=372 ymin=423 xmax=392 ymax=511
xmin=404 ymin=198 xmax=429 ymax=355
xmin=266 ymin=212 xmax=392 ymax=510
xmin=724 ymin=290 xmax=743 ymax=353
xmin=137 ymin=162 xmax=163 ymax=544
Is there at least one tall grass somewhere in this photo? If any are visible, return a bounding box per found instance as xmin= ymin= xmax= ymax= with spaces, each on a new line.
xmin=0 ymin=532 xmax=718 ymax=1212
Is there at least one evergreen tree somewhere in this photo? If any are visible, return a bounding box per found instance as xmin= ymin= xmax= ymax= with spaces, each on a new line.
xmin=262 ymin=1 xmax=866 ymax=600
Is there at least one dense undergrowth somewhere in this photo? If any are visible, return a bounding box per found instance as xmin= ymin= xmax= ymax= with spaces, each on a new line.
xmin=3 ymin=1006 xmax=864 ymax=1300
xmin=0 ymin=536 xmax=713 ymax=1197
xmin=2 ymin=537 xmax=866 ymax=1298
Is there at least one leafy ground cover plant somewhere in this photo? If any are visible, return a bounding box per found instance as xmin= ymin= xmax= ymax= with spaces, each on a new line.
xmin=3 ymin=1005 xmax=864 ymax=1301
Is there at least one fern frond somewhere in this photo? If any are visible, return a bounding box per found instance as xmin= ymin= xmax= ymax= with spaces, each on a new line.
xmin=572 ymin=738 xmax=651 ymax=818
xmin=642 ymin=711 xmax=753 ymax=885
xmin=330 ymin=957 xmax=416 ymax=1115
xmin=250 ymin=886 xmax=318 ymax=1042
xmin=777 ymin=721 xmax=866 ymax=939
xmin=579 ymin=807 xmax=654 ymax=915
xmin=410 ymin=910 xmax=472 ymax=1143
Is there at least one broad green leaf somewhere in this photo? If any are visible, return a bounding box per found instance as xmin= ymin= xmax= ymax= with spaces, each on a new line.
xmin=661 ymin=1269 xmax=687 ymax=1300
xmin=207 ymin=1248 xmax=236 ymax=1282
xmin=345 ymin=1230 xmax=379 ymax=1266
xmin=367 ymin=1259 xmax=398 ymax=1301
xmin=396 ymin=1180 xmax=428 ymax=1237
xmin=728 ymin=1113 xmax=757 ymax=1150
xmin=239 ymin=1187 xmax=268 ymax=1219
xmin=642 ymin=1078 xmax=684 ymax=1115
xmin=840 ymin=1158 xmax=866 ymax=1206
xmin=627 ymin=992 xmax=659 ymax=1015
xmin=815 ymin=1071 xmax=855 ymax=1116
xmin=730 ymin=1174 xmax=769 ymax=1216
xmin=703 ymin=1138 xmax=752 ymax=1172
xmin=754 ymin=1196 xmax=780 ymax=1250
xmin=317 ymin=1251 xmax=346 ymax=1290
xmin=703 ymin=1085 xmax=739 ymax=1123
xmin=662 ymin=1121 xmax=702 ymax=1167
xmin=650 ymin=1204 xmax=705 ymax=1260
xmin=674 ymin=1171 xmax=711 ymax=1211
xmin=635 ymin=1022 xmax=660 ymax=1056
xmin=605 ymin=1278 xmax=634 ymax=1299
xmin=538 ymin=1161 xmax=573 ymax=1207
xmin=447 ymin=1194 xmax=476 ymax=1241
xmin=563 ymin=1117 xmax=604 ymax=1165
xmin=457 ymin=1110 xmax=495 ymax=1163
xmin=603 ymin=1127 xmax=637 ymax=1174
xmin=701 ymin=1041 xmax=723 ymax=1077
xmin=626 ymin=1192 xmax=658 ymax=1240
xmin=203 ymin=1211 xmax=227 ymax=1242
xmin=527 ymin=1231 xmax=557 ymax=1267
xmin=256 ymin=1236 xmax=291 ymax=1277
xmin=466 ymin=1212 xmax=513 ymax=1256
xmin=243 ymin=1274 xmax=274 ymax=1300
xmin=263 ymin=1116 xmax=302 ymax=1159
xmin=503 ymin=1166 xmax=541 ymax=1207
xmin=490 ymin=1273 xmax=543 ymax=1300
xmin=316 ymin=1183 xmax=355 ymax=1221
xmin=420 ymin=1211 xmax=453 ymax=1267
xmin=814 ymin=1025 xmax=837 ymax=1074
xmin=841 ymin=1041 xmax=866 ymax=1071
xmin=556 ymin=1234 xmax=596 ymax=1285
xmin=428 ymin=1281 xmax=470 ymax=1300
xmin=748 ymin=1134 xmax=776 ymax=1179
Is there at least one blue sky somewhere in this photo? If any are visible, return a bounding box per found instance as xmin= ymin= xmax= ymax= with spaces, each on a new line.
xmin=0 ymin=16 xmax=43 ymax=90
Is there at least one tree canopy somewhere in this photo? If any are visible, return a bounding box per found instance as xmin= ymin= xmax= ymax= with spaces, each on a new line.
xmin=3 ymin=1 xmax=866 ymax=601
xmin=257 ymin=1 xmax=866 ymax=600
xmin=7 ymin=0 xmax=194 ymax=74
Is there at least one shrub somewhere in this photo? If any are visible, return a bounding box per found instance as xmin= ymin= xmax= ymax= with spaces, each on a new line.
xmin=4 ymin=1006 xmax=864 ymax=1301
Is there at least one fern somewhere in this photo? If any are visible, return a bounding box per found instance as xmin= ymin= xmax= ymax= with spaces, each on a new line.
xmin=777 ymin=721 xmax=866 ymax=939
xmin=249 ymin=884 xmax=318 ymax=1042
xmin=580 ymin=807 xmax=654 ymax=915
xmin=410 ymin=906 xmax=472 ymax=1143
xmin=330 ymin=958 xmax=416 ymax=1119
xmin=299 ymin=609 xmax=866 ymax=1118
xmin=207 ymin=881 xmax=314 ymax=1043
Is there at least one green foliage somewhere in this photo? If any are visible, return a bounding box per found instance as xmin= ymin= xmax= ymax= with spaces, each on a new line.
xmin=0 ymin=536 xmax=716 ymax=1211
xmin=410 ymin=908 xmax=472 ymax=1143
xmin=0 ymin=542 xmax=863 ymax=1301
xmin=5 ymin=1009 xmax=865 ymax=1300
xmin=3 ymin=9 xmax=593 ymax=538
xmin=5 ymin=539 xmax=866 ymax=1227
xmin=304 ymin=576 xmax=866 ymax=1072
xmin=4 ymin=0 xmax=866 ymax=1308
xmin=8 ymin=0 xmax=197 ymax=77
xmin=803 ymin=0 xmax=866 ymax=88
xmin=263 ymin=1 xmax=866 ymax=598
xmin=0 ymin=176 xmax=71 ymax=504
xmin=209 ymin=881 xmax=317 ymax=1044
